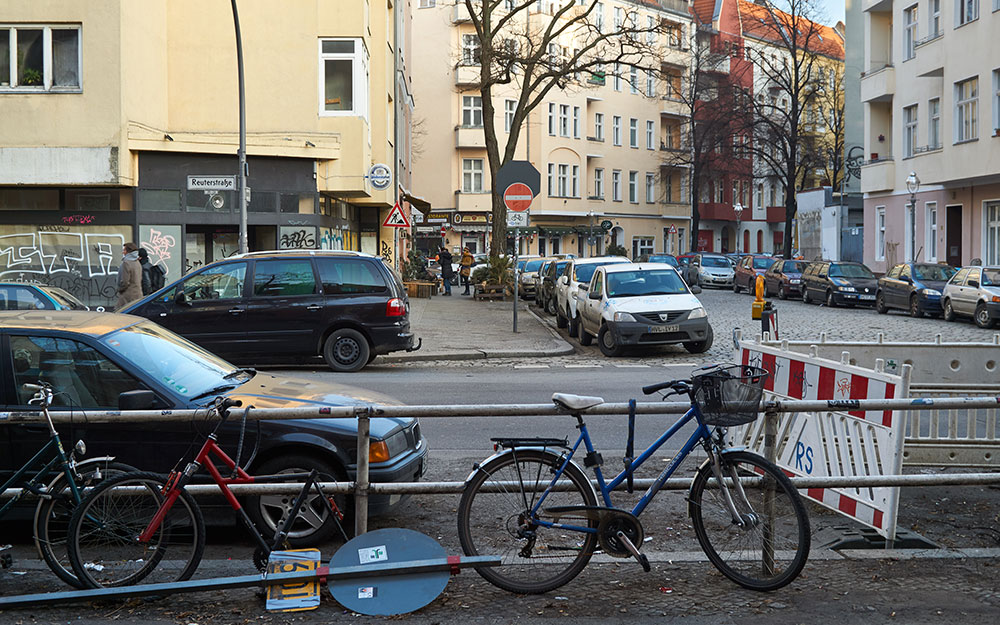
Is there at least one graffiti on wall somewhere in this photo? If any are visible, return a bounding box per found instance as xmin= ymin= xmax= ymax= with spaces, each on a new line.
xmin=381 ymin=240 xmax=393 ymax=265
xmin=139 ymin=226 xmax=182 ymax=282
xmin=279 ymin=226 xmax=317 ymax=249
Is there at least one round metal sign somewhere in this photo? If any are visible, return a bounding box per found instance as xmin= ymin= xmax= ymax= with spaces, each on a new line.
xmin=328 ymin=528 xmax=450 ymax=616
xmin=368 ymin=163 xmax=392 ymax=190
xmin=601 ymin=219 xmax=614 ymax=230
xmin=504 ymin=183 xmax=533 ymax=212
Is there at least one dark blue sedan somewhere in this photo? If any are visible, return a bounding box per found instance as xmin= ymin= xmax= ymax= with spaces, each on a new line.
xmin=876 ymin=262 xmax=959 ymax=317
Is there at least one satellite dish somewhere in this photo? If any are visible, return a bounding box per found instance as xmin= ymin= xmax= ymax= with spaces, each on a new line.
xmin=210 ymin=193 xmax=225 ymax=210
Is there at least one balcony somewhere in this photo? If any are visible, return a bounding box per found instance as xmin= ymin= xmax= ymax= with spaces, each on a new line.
xmin=454 ymin=64 xmax=480 ymax=87
xmin=660 ymin=99 xmax=687 ymax=119
xmin=863 ymin=0 xmax=892 ymax=12
xmin=914 ymin=32 xmax=944 ymax=78
xmin=456 ymin=191 xmax=492 ymax=212
xmin=861 ymin=158 xmax=895 ymax=193
xmin=765 ymin=206 xmax=787 ymax=223
xmin=860 ymin=65 xmax=894 ymax=103
xmin=452 ymin=2 xmax=474 ymax=23
xmin=455 ymin=126 xmax=486 ymax=148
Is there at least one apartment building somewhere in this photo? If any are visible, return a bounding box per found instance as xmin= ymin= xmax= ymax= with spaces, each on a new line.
xmin=862 ymin=0 xmax=1000 ymax=271
xmin=0 ymin=0 xmax=414 ymax=308
xmin=411 ymin=0 xmax=694 ymax=258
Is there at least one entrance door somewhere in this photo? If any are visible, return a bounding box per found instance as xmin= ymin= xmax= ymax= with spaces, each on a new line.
xmin=946 ymin=205 xmax=962 ymax=267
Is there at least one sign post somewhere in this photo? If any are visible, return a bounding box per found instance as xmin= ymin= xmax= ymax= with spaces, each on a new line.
xmin=503 ymin=180 xmax=535 ymax=333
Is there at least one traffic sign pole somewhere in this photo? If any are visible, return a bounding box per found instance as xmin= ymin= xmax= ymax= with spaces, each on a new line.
xmin=513 ymin=228 xmax=518 ymax=333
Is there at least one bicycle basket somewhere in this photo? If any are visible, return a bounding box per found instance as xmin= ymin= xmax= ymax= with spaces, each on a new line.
xmin=691 ymin=365 xmax=768 ymax=427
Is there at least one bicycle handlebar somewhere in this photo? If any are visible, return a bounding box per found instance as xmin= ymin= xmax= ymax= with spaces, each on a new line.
xmin=213 ymin=396 xmax=243 ymax=420
xmin=642 ymin=381 xmax=674 ymax=395
xmin=642 ymin=379 xmax=692 ymax=396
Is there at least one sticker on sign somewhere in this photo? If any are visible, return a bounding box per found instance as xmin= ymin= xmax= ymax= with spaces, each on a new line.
xmin=507 ymin=212 xmax=529 ymax=228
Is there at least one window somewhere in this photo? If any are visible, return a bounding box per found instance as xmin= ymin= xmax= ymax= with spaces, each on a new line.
xmin=957 ymin=0 xmax=978 ymax=25
xmin=253 ymin=260 xmax=317 ymax=297
xmin=0 ymin=25 xmax=81 ymax=91
xmin=632 ymin=236 xmax=654 ymax=258
xmin=573 ymin=106 xmax=580 ymax=138
xmin=629 ymin=171 xmax=638 ymax=203
xmin=179 ymin=262 xmax=247 ymax=301
xmin=645 ymin=173 xmax=655 ymax=203
xmin=504 ymin=99 xmax=516 ymax=133
xmin=929 ymin=97 xmax=941 ymax=148
xmin=715 ymin=182 xmax=725 ymax=203
xmin=647 ymin=15 xmax=656 ymax=44
xmin=930 ymin=0 xmax=941 ymax=35
xmin=629 ymin=66 xmax=638 ymax=94
xmin=926 ymin=202 xmax=938 ymax=262
xmin=595 ymin=1 xmax=605 ymax=32
xmin=462 ymin=95 xmax=483 ymax=127
xmin=903 ymin=104 xmax=918 ymax=157
xmin=955 ymin=77 xmax=978 ymax=142
xmin=646 ymin=70 xmax=655 ymax=97
xmin=462 ymin=34 xmax=481 ymax=65
xmin=612 ymin=170 xmax=622 ymax=201
xmin=629 ymin=118 xmax=638 ymax=148
xmin=613 ymin=115 xmax=622 ymax=146
xmin=987 ymin=201 xmax=1000 ymax=265
xmin=547 ymin=163 xmax=555 ymax=195
xmin=418 ymin=0 xmax=435 ymax=6
xmin=756 ymin=183 xmax=763 ymax=209
xmin=876 ymin=206 xmax=886 ymax=260
xmin=0 ymin=286 xmax=45 ymax=310
xmin=548 ymin=103 xmax=556 ymax=135
xmin=594 ymin=112 xmax=604 ymax=140
xmin=572 ymin=165 xmax=579 ymax=197
xmin=646 ymin=120 xmax=654 ymax=149
xmin=462 ymin=158 xmax=484 ymax=193
xmin=993 ymin=70 xmax=1000 ymax=134
xmin=664 ymin=174 xmax=673 ymax=202
xmin=614 ymin=62 xmax=621 ymax=91
xmin=903 ymin=5 xmax=918 ymax=60
xmin=594 ymin=168 xmax=605 ymax=198
xmin=321 ymin=38 xmax=368 ymax=116
xmin=558 ymin=164 xmax=568 ymax=196
xmin=559 ymin=104 xmax=570 ymax=136
xmin=614 ymin=6 xmax=623 ymax=30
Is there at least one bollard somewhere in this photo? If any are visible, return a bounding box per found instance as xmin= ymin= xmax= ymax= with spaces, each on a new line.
xmin=355 ymin=409 xmax=370 ymax=536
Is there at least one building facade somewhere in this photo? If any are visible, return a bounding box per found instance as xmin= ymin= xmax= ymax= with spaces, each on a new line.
xmin=861 ymin=0 xmax=1000 ymax=272
xmin=0 ymin=0 xmax=414 ymax=308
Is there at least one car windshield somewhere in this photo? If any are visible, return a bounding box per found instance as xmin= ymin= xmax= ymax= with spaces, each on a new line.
xmin=752 ymin=258 xmax=773 ymax=269
xmin=516 ymin=260 xmax=527 ymax=271
xmin=913 ymin=264 xmax=958 ymax=281
xmin=782 ymin=261 xmax=807 ymax=273
xmin=983 ymin=269 xmax=1000 ymax=286
xmin=701 ymin=257 xmax=730 ymax=268
xmin=606 ymin=270 xmax=688 ymax=297
xmin=829 ymin=263 xmax=875 ymax=279
xmin=554 ymin=261 xmax=569 ymax=275
xmin=574 ymin=260 xmax=628 ymax=283
xmin=646 ymin=255 xmax=679 ymax=267
xmin=43 ymin=287 xmax=88 ymax=310
xmin=524 ymin=260 xmax=545 ymax=272
xmin=102 ymin=321 xmax=248 ymax=400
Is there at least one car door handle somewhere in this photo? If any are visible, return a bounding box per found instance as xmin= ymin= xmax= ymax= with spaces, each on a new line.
xmin=306 ymin=305 xmax=322 ymax=311
xmin=229 ymin=308 xmax=245 ymax=315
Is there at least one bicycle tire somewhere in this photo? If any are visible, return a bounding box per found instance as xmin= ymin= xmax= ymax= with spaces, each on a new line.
xmin=33 ymin=459 xmax=135 ymax=588
xmin=689 ymin=451 xmax=810 ymax=591
xmin=67 ymin=471 xmax=206 ymax=588
xmin=457 ymin=448 xmax=598 ymax=594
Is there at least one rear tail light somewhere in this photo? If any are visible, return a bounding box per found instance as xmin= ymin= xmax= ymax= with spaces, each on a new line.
xmin=386 ymin=297 xmax=406 ymax=317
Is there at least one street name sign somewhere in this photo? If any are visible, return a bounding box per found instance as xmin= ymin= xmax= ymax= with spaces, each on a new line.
xmin=188 ymin=176 xmax=236 ymax=191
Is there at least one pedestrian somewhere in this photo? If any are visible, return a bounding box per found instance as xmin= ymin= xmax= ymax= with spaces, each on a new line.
xmin=437 ymin=246 xmax=454 ymax=296
xmin=137 ymin=248 xmax=153 ymax=296
xmin=460 ymin=247 xmax=475 ymax=295
xmin=116 ymin=242 xmax=143 ymax=310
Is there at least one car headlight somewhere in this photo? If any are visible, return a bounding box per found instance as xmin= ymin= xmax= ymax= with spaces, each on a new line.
xmin=920 ymin=288 xmax=941 ymax=297
xmin=837 ymin=286 xmax=856 ymax=292
xmin=613 ymin=311 xmax=637 ymax=322
xmin=688 ymin=307 xmax=707 ymax=319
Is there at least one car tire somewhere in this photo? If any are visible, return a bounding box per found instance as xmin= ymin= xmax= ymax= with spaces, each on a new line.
xmin=323 ymin=328 xmax=371 ymax=372
xmin=909 ymin=295 xmax=923 ymax=318
xmin=568 ymin=312 xmax=580 ymax=339
xmin=875 ymin=292 xmax=888 ymax=314
xmin=975 ymin=302 xmax=995 ymax=328
xmin=684 ymin=325 xmax=714 ymax=354
xmin=545 ymin=296 xmax=557 ymax=316
xmin=579 ymin=328 xmax=593 ymax=346
xmin=555 ymin=307 xmax=568 ymax=328
xmin=778 ymin=284 xmax=787 ymax=300
xmin=825 ymin=290 xmax=836 ymax=307
xmin=598 ymin=325 xmax=624 ymax=357
xmin=733 ymin=281 xmax=741 ymax=294
xmin=246 ymin=455 xmax=353 ymax=547
xmin=943 ymin=299 xmax=956 ymax=322
xmin=801 ymin=287 xmax=810 ymax=304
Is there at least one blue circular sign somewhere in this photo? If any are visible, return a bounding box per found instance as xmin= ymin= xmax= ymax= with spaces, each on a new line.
xmin=368 ymin=163 xmax=392 ymax=190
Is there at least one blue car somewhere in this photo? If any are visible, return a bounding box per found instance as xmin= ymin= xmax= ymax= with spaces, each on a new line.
xmin=0 ymin=282 xmax=90 ymax=311
xmin=876 ymin=262 xmax=959 ymax=317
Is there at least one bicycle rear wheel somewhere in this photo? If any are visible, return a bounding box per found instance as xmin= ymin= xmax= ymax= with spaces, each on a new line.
xmin=457 ymin=449 xmax=598 ymax=594
xmin=689 ymin=451 xmax=809 ymax=591
xmin=67 ymin=471 xmax=205 ymax=588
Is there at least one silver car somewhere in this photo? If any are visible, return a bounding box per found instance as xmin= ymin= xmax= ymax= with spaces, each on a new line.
xmin=942 ymin=265 xmax=1000 ymax=328
xmin=688 ymin=253 xmax=735 ymax=288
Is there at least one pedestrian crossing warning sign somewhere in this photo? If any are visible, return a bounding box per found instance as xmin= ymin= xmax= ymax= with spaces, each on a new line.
xmin=382 ymin=202 xmax=412 ymax=228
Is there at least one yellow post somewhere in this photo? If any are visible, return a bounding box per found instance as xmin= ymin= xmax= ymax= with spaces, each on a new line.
xmin=751 ymin=275 xmax=765 ymax=320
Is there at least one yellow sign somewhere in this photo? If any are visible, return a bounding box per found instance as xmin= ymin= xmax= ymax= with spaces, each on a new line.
xmin=265 ymin=549 xmax=322 ymax=612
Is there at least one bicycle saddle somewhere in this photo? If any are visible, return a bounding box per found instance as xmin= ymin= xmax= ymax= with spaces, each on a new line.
xmin=552 ymin=393 xmax=604 ymax=411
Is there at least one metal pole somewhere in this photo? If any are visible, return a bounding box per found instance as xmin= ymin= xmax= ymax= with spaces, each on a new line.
xmin=231 ymin=0 xmax=248 ymax=255
xmin=512 ymin=227 xmax=519 ymax=332
xmin=355 ymin=409 xmax=370 ymax=536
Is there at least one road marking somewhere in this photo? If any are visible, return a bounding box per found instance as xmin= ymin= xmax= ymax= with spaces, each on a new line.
xmin=514 ymin=365 xmax=550 ymax=369
xmin=663 ymin=362 xmax=698 ymax=367
xmin=564 ymin=364 xmax=602 ymax=368
xmin=614 ymin=364 xmax=650 ymax=368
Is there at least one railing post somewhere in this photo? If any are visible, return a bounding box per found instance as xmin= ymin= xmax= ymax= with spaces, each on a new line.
xmin=762 ymin=404 xmax=779 ymax=575
xmin=355 ymin=407 xmax=371 ymax=536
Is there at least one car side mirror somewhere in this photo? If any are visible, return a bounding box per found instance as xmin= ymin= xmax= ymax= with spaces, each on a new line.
xmin=559 ymin=276 xmax=569 ymax=286
xmin=175 ymin=290 xmax=192 ymax=307
xmin=589 ymin=291 xmax=602 ymax=300
xmin=119 ymin=389 xmax=156 ymax=410
xmin=902 ymin=276 xmax=912 ymax=283
xmin=578 ymin=284 xmax=589 ymax=291
xmin=690 ymin=285 xmax=703 ymax=294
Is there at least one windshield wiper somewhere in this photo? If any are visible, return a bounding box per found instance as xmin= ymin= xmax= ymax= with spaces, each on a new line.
xmin=190 ymin=383 xmax=240 ymax=400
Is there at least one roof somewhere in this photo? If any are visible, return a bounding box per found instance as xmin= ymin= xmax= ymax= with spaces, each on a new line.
xmin=0 ymin=311 xmax=141 ymax=336
xmin=603 ymin=262 xmax=680 ymax=274
xmin=738 ymin=0 xmax=844 ymax=60
xmin=691 ymin=0 xmax=721 ymax=23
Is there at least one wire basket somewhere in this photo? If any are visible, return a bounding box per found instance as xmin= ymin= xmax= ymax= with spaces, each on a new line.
xmin=691 ymin=365 xmax=769 ymax=427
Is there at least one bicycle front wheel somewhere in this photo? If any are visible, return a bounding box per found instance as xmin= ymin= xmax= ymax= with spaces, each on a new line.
xmin=67 ymin=471 xmax=205 ymax=588
xmin=457 ymin=449 xmax=598 ymax=594
xmin=689 ymin=451 xmax=810 ymax=591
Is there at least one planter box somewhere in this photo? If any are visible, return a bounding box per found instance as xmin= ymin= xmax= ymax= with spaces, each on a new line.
xmin=474 ymin=282 xmax=507 ymax=301
xmin=404 ymin=281 xmax=436 ymax=299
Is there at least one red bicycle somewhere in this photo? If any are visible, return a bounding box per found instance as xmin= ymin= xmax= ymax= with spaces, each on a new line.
xmin=66 ymin=397 xmax=350 ymax=588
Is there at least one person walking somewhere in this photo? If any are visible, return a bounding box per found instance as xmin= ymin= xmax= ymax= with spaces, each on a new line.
xmin=460 ymin=247 xmax=475 ymax=295
xmin=137 ymin=248 xmax=153 ymax=296
xmin=437 ymin=246 xmax=454 ymax=296
xmin=116 ymin=242 xmax=143 ymax=310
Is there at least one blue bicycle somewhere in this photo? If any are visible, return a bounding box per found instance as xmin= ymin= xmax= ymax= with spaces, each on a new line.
xmin=457 ymin=365 xmax=810 ymax=594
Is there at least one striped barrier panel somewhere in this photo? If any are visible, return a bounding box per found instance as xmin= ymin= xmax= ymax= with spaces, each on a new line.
xmin=732 ymin=340 xmax=911 ymax=543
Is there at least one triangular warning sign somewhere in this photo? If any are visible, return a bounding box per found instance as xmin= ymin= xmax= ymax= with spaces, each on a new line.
xmin=382 ymin=202 xmax=412 ymax=228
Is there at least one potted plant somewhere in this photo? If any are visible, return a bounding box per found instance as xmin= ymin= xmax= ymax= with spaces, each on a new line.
xmin=21 ymin=68 xmax=42 ymax=86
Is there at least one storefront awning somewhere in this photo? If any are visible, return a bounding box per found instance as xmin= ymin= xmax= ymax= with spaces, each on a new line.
xmin=538 ymin=226 xmax=578 ymax=236
xmin=453 ymin=224 xmax=490 ymax=232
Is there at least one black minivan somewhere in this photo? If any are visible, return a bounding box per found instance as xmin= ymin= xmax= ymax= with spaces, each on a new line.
xmin=124 ymin=250 xmax=419 ymax=371
xmin=801 ymin=260 xmax=878 ymax=307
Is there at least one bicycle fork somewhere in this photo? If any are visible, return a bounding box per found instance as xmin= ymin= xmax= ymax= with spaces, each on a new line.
xmin=705 ymin=448 xmax=758 ymax=530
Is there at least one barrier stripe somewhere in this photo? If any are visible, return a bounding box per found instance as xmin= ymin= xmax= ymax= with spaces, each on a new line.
xmin=849 ymin=374 xmax=869 ymax=420
xmin=762 ymin=353 xmax=776 ymax=392
xmin=817 ymin=366 xmax=835 ymax=400
xmin=788 ymin=359 xmax=805 ymax=399
xmin=883 ymin=383 xmax=896 ymax=426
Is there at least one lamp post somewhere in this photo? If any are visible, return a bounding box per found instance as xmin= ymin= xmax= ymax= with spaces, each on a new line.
xmin=905 ymin=171 xmax=920 ymax=261
xmin=588 ymin=211 xmax=595 ymax=257
xmin=231 ymin=0 xmax=248 ymax=255
xmin=733 ymin=202 xmax=744 ymax=254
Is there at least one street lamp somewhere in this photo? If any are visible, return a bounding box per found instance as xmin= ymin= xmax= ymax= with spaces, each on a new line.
xmin=733 ymin=202 xmax=744 ymax=254
xmin=905 ymin=171 xmax=920 ymax=261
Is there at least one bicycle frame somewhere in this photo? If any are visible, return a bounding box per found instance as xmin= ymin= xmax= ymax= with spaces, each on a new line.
xmin=0 ymin=434 xmax=79 ymax=519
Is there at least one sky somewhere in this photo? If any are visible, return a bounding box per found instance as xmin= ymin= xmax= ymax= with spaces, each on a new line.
xmin=819 ymin=0 xmax=846 ymax=25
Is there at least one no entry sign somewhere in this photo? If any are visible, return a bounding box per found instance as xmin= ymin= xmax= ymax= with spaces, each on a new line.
xmin=504 ymin=183 xmax=533 ymax=212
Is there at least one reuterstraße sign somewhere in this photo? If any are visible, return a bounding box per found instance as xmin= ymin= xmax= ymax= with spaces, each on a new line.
xmin=188 ymin=176 xmax=236 ymax=191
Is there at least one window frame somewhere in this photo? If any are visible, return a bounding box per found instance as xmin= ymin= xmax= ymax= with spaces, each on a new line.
xmin=612 ymin=115 xmax=622 ymax=146
xmin=462 ymin=95 xmax=483 ymax=127
xmin=559 ymin=104 xmax=570 ymax=137
xmin=594 ymin=167 xmax=605 ymax=199
xmin=645 ymin=172 xmax=655 ymax=203
xmin=594 ymin=112 xmax=604 ymax=141
xmin=929 ymin=97 xmax=941 ymax=149
xmin=925 ymin=201 xmax=938 ymax=262
xmin=612 ymin=169 xmax=622 ymax=202
xmin=957 ymin=0 xmax=979 ymax=25
xmin=319 ymin=38 xmax=369 ymax=118
xmin=628 ymin=171 xmax=638 ymax=204
xmin=504 ymin=99 xmax=516 ymax=133
xmin=903 ymin=4 xmax=918 ymax=60
xmin=955 ymin=77 xmax=979 ymax=143
xmin=462 ymin=158 xmax=484 ymax=193
xmin=0 ymin=24 xmax=83 ymax=92
xmin=629 ymin=117 xmax=638 ymax=148
xmin=876 ymin=206 xmax=886 ymax=261
xmin=903 ymin=104 xmax=918 ymax=157
xmin=646 ymin=120 xmax=654 ymax=149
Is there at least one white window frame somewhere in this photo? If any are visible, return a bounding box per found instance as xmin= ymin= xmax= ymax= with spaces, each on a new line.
xmin=614 ymin=62 xmax=621 ymax=91
xmin=628 ymin=171 xmax=638 ymax=204
xmin=462 ymin=33 xmax=481 ymax=66
xmin=612 ymin=170 xmax=622 ymax=201
xmin=645 ymin=120 xmax=654 ymax=149
xmin=929 ymin=97 xmax=941 ymax=148
xmin=993 ymin=70 xmax=1000 ymax=135
xmin=930 ymin=0 xmax=941 ymax=35
xmin=647 ymin=15 xmax=656 ymax=44
xmin=645 ymin=173 xmax=655 ymax=203
xmin=903 ymin=5 xmax=918 ymax=60
xmin=558 ymin=164 xmax=568 ymax=197
xmin=876 ymin=206 xmax=886 ymax=261
xmin=462 ymin=95 xmax=483 ymax=127
xmin=594 ymin=112 xmax=604 ymax=141
xmin=614 ymin=6 xmax=623 ymax=30
xmin=629 ymin=66 xmax=638 ymax=94
xmin=903 ymin=104 xmax=918 ymax=157
xmin=632 ymin=236 xmax=654 ymax=258
xmin=664 ymin=174 xmax=673 ymax=202
xmin=595 ymin=1 xmax=605 ymax=32
xmin=756 ymin=183 xmax=763 ymax=209
xmin=986 ymin=200 xmax=1000 ymax=265
xmin=612 ymin=115 xmax=622 ymax=146
xmin=418 ymin=0 xmax=436 ymax=7
xmin=504 ymin=99 xmax=516 ymax=133
xmin=955 ymin=77 xmax=979 ymax=142
xmin=646 ymin=69 xmax=655 ymax=97
xmin=547 ymin=163 xmax=555 ymax=196
xmin=559 ymin=104 xmax=570 ymax=137
xmin=572 ymin=165 xmax=580 ymax=197
xmin=548 ymin=103 xmax=556 ymax=135
xmin=573 ymin=106 xmax=580 ymax=138
xmin=594 ymin=167 xmax=605 ymax=199
xmin=320 ymin=38 xmax=369 ymax=118
xmin=629 ymin=118 xmax=638 ymax=148
xmin=462 ymin=158 xmax=484 ymax=193
xmin=926 ymin=202 xmax=938 ymax=262
xmin=0 ymin=24 xmax=83 ymax=92
xmin=957 ymin=0 xmax=979 ymax=25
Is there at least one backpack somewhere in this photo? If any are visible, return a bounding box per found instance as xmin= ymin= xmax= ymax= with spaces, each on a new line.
xmin=149 ymin=263 xmax=166 ymax=292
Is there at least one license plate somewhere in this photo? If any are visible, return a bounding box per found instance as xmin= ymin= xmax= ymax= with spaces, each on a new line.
xmin=859 ymin=294 xmax=875 ymax=300
xmin=648 ymin=324 xmax=680 ymax=333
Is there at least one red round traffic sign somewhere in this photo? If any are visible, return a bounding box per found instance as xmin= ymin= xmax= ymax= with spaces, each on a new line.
xmin=503 ymin=183 xmax=533 ymax=212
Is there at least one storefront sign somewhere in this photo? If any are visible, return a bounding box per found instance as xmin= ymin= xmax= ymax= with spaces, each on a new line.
xmin=426 ymin=212 xmax=450 ymax=224
xmin=367 ymin=164 xmax=392 ymax=190
xmin=453 ymin=214 xmax=489 ymax=225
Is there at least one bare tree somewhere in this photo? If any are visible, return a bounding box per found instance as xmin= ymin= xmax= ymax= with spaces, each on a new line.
xmin=459 ymin=0 xmax=663 ymax=255
xmin=817 ymin=68 xmax=846 ymax=191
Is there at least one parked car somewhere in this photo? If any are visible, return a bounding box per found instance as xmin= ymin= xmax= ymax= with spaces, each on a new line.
xmin=763 ymin=259 xmax=808 ymax=299
xmin=801 ymin=260 xmax=878 ymax=307
xmin=538 ymin=259 xmax=571 ymax=315
xmin=634 ymin=253 xmax=679 ymax=268
xmin=0 ymin=282 xmax=90 ymax=311
xmin=576 ymin=263 xmax=712 ymax=356
xmin=688 ymin=253 xmax=735 ymax=288
xmin=518 ymin=257 xmax=549 ymax=300
xmin=942 ymin=265 xmax=1000 ymax=328
xmin=554 ymin=256 xmax=630 ymax=338
xmin=733 ymin=255 xmax=778 ymax=294
xmin=123 ymin=250 xmax=419 ymax=372
xmin=876 ymin=262 xmax=959 ymax=317
xmin=0 ymin=310 xmax=427 ymax=542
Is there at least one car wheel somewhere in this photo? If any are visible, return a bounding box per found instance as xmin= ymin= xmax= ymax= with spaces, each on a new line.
xmin=801 ymin=287 xmax=810 ymax=304
xmin=684 ymin=325 xmax=714 ymax=354
xmin=778 ymin=284 xmax=787 ymax=300
xmin=323 ymin=328 xmax=371 ymax=372
xmin=568 ymin=312 xmax=580 ymax=339
xmin=943 ymin=299 xmax=956 ymax=322
xmin=579 ymin=327 xmax=593 ymax=346
xmin=598 ymin=325 xmax=624 ymax=357
xmin=975 ymin=303 xmax=994 ymax=328
xmin=246 ymin=455 xmax=353 ymax=547
xmin=733 ymin=281 xmax=740 ymax=294
xmin=909 ymin=295 xmax=923 ymax=318
xmin=875 ymin=292 xmax=887 ymax=314
xmin=825 ymin=290 xmax=836 ymax=307
xmin=555 ymin=306 xmax=568 ymax=328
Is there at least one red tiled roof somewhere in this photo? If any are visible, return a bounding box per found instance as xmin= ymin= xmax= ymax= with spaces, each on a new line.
xmin=691 ymin=0 xmax=720 ymax=23
xmin=738 ymin=0 xmax=844 ymax=60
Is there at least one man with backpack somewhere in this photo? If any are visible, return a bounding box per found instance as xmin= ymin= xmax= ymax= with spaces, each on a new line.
xmin=137 ymin=248 xmax=167 ymax=296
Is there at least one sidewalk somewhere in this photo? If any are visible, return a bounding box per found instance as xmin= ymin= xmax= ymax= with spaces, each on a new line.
xmin=382 ymin=291 xmax=574 ymax=362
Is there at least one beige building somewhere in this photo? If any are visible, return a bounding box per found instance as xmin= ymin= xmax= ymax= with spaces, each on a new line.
xmin=411 ymin=0 xmax=694 ymax=258
xmin=862 ymin=0 xmax=1000 ymax=271
xmin=0 ymin=0 xmax=416 ymax=307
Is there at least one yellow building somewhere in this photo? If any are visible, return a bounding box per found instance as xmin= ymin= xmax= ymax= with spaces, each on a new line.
xmin=0 ymin=0 xmax=416 ymax=307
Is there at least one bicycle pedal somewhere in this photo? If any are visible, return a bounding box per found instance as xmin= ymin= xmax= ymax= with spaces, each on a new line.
xmin=637 ymin=553 xmax=650 ymax=573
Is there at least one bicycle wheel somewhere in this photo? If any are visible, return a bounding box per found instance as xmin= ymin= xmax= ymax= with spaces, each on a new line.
xmin=689 ymin=451 xmax=810 ymax=591
xmin=33 ymin=459 xmax=134 ymax=588
xmin=457 ymin=448 xmax=598 ymax=594
xmin=67 ymin=471 xmax=206 ymax=588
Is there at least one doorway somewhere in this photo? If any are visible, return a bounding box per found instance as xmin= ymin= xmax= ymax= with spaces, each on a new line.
xmin=946 ymin=205 xmax=962 ymax=267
